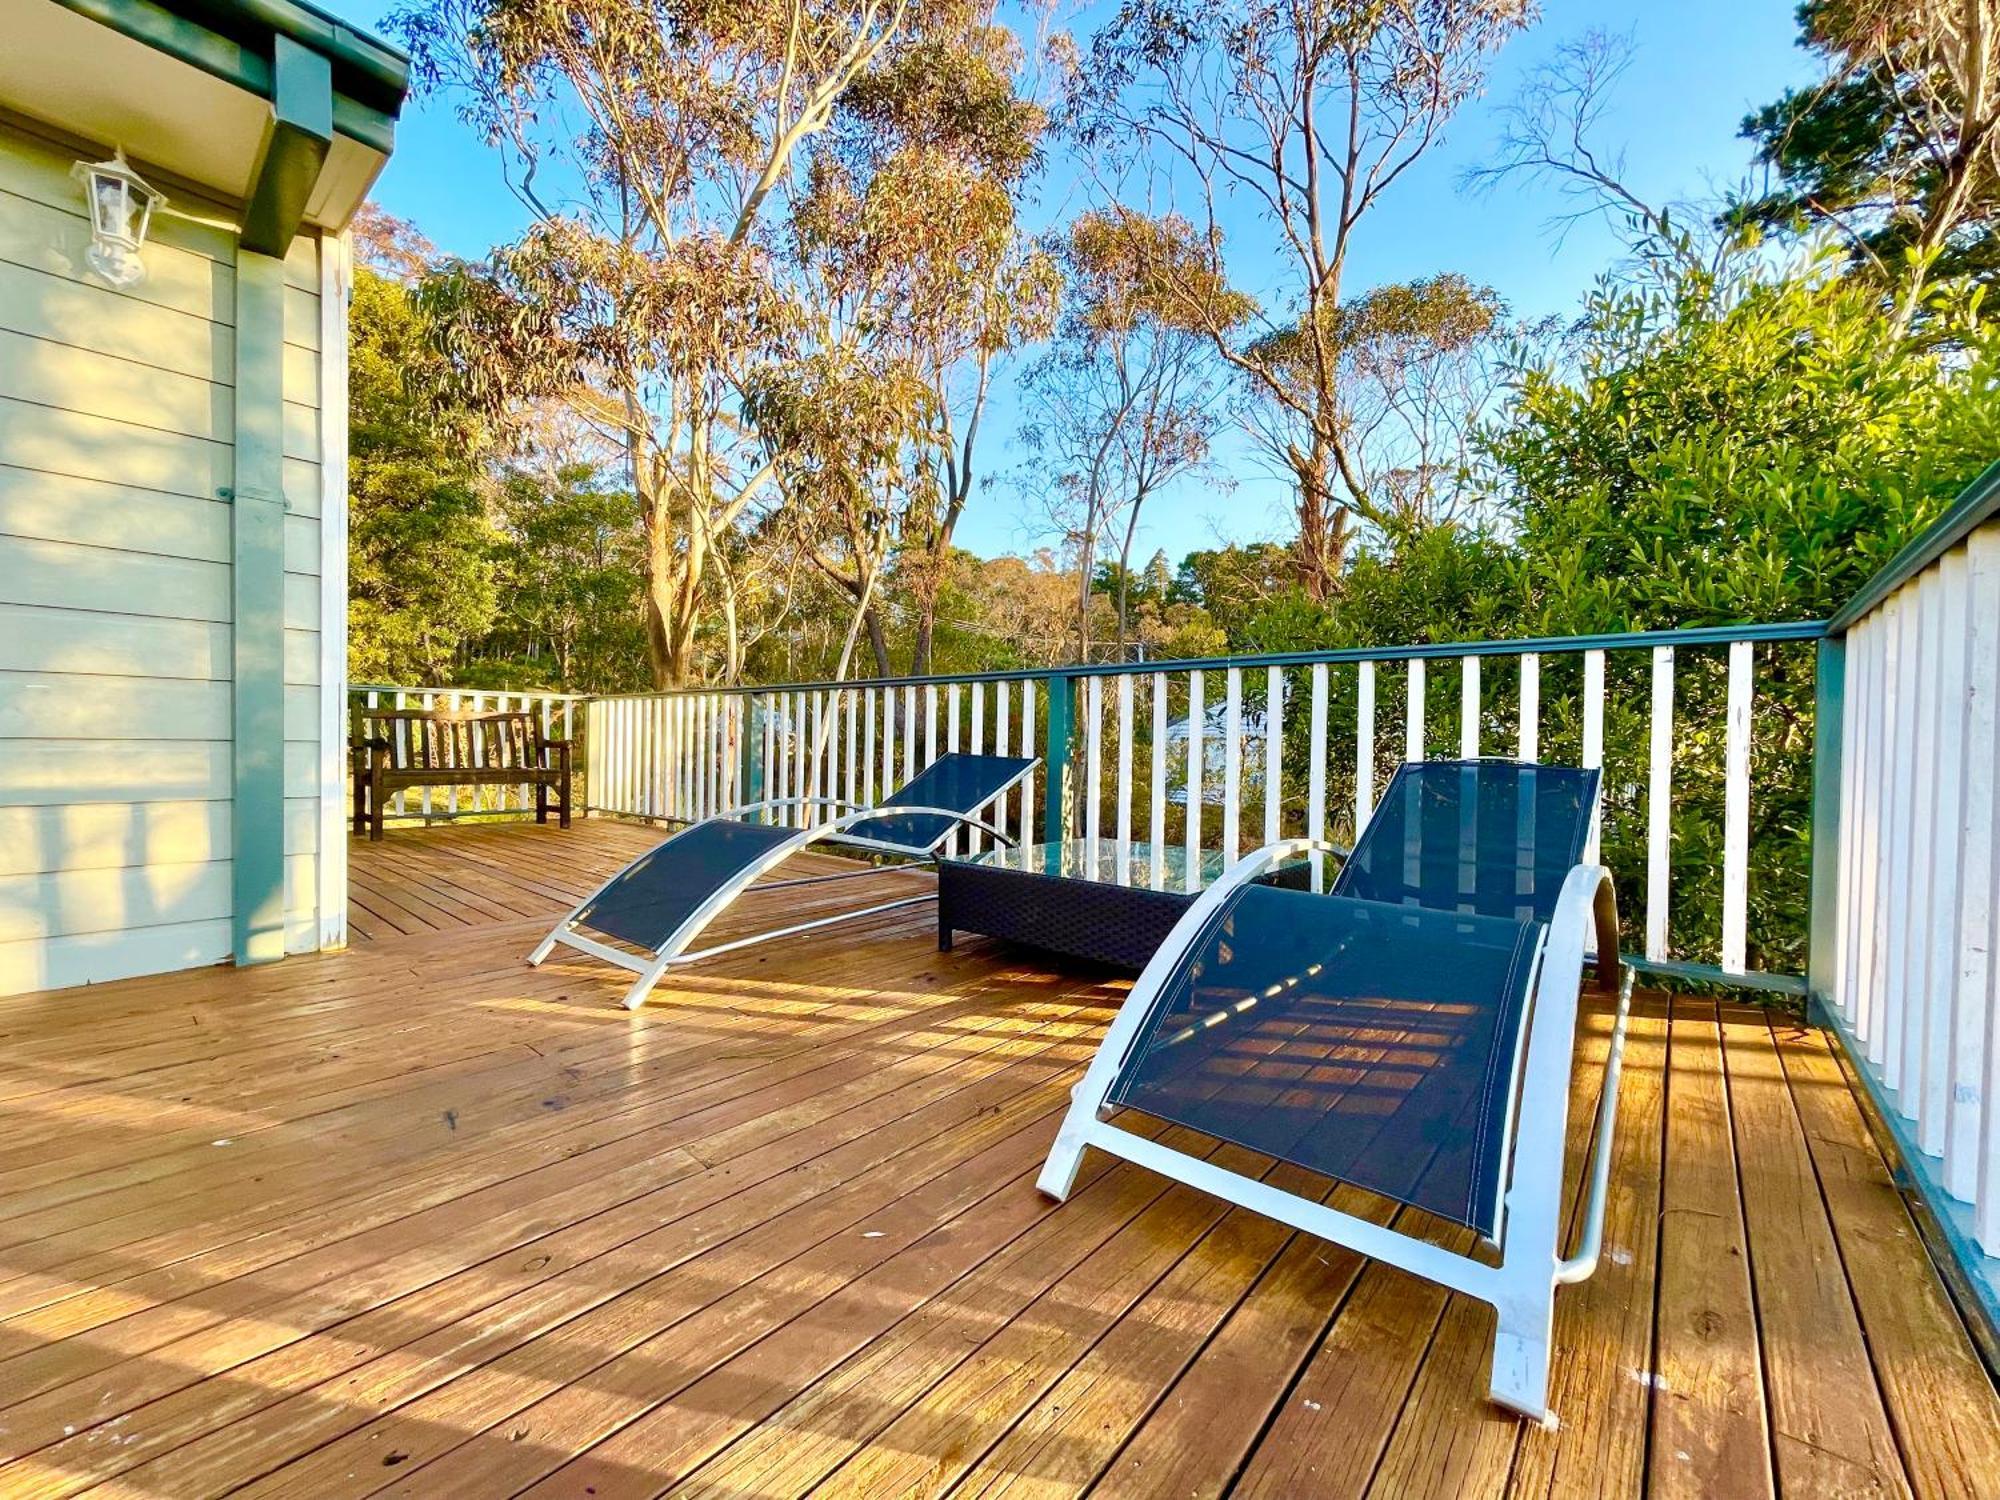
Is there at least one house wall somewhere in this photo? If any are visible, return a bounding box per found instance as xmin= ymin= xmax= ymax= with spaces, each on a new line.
xmin=0 ymin=116 xmax=339 ymax=995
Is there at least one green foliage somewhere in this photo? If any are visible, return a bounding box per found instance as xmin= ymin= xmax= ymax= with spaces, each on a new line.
xmin=470 ymin=463 xmax=652 ymax=693
xmin=1730 ymin=0 xmax=2000 ymax=294
xmin=1488 ymin=253 xmax=2000 ymax=632
xmin=1483 ymin=246 xmax=2000 ymax=972
xmin=347 ymin=266 xmax=500 ymax=684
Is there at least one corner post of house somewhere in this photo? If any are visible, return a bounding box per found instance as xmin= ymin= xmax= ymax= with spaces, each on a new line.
xmin=232 ymin=34 xmax=333 ymax=965
xmin=1806 ymin=631 xmax=1846 ymax=1010
xmin=1041 ymin=673 xmax=1076 ymax=844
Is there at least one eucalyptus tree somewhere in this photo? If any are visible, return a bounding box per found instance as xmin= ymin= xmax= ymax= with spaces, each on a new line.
xmin=1269 ymin=273 xmax=1513 ymax=529
xmin=1020 ymin=208 xmax=1247 ymax=658
xmin=1732 ymin=0 xmax=2000 ymax=323
xmin=1063 ymin=0 xmax=1531 ymax=598
xmin=397 ymin=0 xmax=1013 ymax=686
xmin=753 ymin=20 xmax=1057 ymax=677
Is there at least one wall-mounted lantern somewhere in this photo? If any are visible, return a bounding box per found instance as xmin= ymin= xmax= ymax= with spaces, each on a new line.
xmin=70 ymin=149 xmax=164 ymax=289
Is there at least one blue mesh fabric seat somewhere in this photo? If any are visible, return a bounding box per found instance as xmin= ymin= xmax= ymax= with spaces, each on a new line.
xmin=1332 ymin=759 xmax=1599 ymax=924
xmin=1106 ymin=888 xmax=1541 ymax=1236
xmin=1039 ymin=756 xmax=1626 ymax=1424
xmin=532 ymin=751 xmax=1035 ymax=1008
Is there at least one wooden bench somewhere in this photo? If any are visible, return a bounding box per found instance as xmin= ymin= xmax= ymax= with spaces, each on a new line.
xmin=351 ymin=707 xmax=572 ymax=841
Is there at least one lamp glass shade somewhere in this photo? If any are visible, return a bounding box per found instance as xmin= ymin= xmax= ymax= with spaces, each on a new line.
xmin=71 ymin=151 xmax=163 ymax=289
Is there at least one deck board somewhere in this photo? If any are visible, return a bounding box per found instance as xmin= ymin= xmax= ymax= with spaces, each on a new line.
xmin=0 ymin=819 xmax=1990 ymax=1499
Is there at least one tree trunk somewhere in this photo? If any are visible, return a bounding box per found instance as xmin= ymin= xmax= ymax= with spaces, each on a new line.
xmin=1075 ymin=524 xmax=1096 ymax=662
xmin=1114 ymin=497 xmax=1146 ymax=655
xmin=1289 ymin=437 xmax=1344 ymax=602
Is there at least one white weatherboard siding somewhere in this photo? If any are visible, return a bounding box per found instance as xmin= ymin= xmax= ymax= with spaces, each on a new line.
xmin=0 ymin=119 xmax=338 ymax=994
xmin=1833 ymin=518 xmax=2000 ymax=1256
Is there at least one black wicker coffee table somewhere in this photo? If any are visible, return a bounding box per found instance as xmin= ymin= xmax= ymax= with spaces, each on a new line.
xmin=937 ymin=839 xmax=1308 ymax=971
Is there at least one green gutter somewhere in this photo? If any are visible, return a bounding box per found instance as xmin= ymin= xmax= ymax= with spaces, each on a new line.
xmin=1829 ymin=458 xmax=2000 ymax=633
xmin=53 ymin=0 xmax=403 ymax=153
xmin=179 ymin=0 xmax=409 ymax=95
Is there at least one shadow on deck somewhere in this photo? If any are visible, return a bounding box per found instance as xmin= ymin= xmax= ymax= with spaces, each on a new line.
xmin=0 ymin=818 xmax=1992 ymax=1497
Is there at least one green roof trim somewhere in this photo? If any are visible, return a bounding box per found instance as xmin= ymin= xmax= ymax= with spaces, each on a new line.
xmin=1829 ymin=457 xmax=2000 ymax=632
xmin=54 ymin=0 xmax=406 ymax=153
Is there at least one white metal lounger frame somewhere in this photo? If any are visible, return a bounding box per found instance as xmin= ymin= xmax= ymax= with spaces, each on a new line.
xmin=528 ymin=781 xmax=1030 ymax=1011
xmin=1036 ymin=837 xmax=1631 ymax=1426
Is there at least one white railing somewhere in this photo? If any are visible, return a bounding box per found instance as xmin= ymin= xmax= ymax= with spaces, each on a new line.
xmin=1828 ymin=512 xmax=2000 ymax=1263
xmin=348 ymin=685 xmax=582 ymax=822
xmin=584 ymin=623 xmax=1826 ymax=988
xmin=587 ymin=681 xmax=1042 ymax=856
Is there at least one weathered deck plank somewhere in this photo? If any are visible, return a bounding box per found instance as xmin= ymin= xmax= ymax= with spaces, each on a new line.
xmin=0 ymin=820 xmax=1987 ymax=1499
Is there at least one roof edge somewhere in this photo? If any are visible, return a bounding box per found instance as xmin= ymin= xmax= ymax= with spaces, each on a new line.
xmin=53 ymin=0 xmax=407 ymax=138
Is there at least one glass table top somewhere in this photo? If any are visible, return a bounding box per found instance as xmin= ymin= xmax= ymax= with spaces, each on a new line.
xmin=949 ymin=838 xmax=1301 ymax=896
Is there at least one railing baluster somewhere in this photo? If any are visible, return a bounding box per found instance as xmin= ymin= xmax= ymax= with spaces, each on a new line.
xmin=946 ymin=683 xmax=962 ymax=854
xmin=1944 ymin=536 xmax=1992 ymax=1208
xmin=1116 ymin=673 xmax=1134 ymax=883
xmin=1309 ymin=662 xmax=1327 ymax=889
xmin=1150 ymin=672 xmax=1168 ymax=890
xmin=969 ymin=682 xmax=986 ymax=853
xmin=1855 ymin=614 xmax=1887 ymax=1052
xmin=1582 ymin=649 xmax=1605 ymax=862
xmin=704 ymin=693 xmax=715 ymax=817
xmin=1956 ymin=529 xmax=2000 ymax=1225
xmin=1646 ymin=646 xmax=1674 ymax=961
xmin=642 ymin=698 xmax=656 ymax=820
xmin=668 ymin=696 xmax=680 ymax=820
xmin=1264 ymin=665 xmax=1283 ymax=847
xmin=1922 ymin=561 xmax=1967 ymax=1154
xmin=902 ymin=684 xmax=916 ymax=786
xmin=1518 ymin=654 xmax=1539 ymax=762
xmin=1355 ymin=660 xmax=1377 ymax=835
xmin=1902 ymin=576 xmax=1944 ymax=1113
xmin=1459 ymin=656 xmax=1479 ymax=758
xmin=1882 ymin=599 xmax=1920 ymax=1079
xmin=772 ymin=693 xmax=788 ymax=823
xmin=995 ymin=681 xmax=1013 ymax=842
xmin=841 ymin=690 xmax=856 ymax=811
xmin=925 ymin=683 xmax=939 ymax=771
xmin=864 ymin=687 xmax=879 ymax=808
xmin=1223 ymin=666 xmax=1242 ymax=866
xmin=1085 ymin=674 xmax=1103 ymax=853
xmin=716 ymin=694 xmax=729 ymax=815
xmin=1863 ymin=601 xmax=1897 ymax=1060
xmin=1020 ymin=677 xmax=1036 ymax=840
xmin=678 ymin=695 xmax=692 ymax=820
xmin=1721 ymin=640 xmax=1752 ymax=974
xmin=763 ymin=693 xmax=779 ymax=822
xmin=1185 ymin=670 xmax=1204 ymax=888
xmin=1405 ymin=659 xmax=1424 ymax=762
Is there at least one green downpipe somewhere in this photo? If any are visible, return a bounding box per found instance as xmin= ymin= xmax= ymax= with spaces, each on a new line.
xmin=231 ymin=249 xmax=290 ymax=965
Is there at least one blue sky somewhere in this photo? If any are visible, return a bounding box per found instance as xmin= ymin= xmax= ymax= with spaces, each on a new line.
xmin=338 ymin=0 xmax=1817 ymax=565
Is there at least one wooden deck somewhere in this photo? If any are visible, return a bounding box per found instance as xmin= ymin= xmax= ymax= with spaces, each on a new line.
xmin=0 ymin=819 xmax=1994 ymax=1499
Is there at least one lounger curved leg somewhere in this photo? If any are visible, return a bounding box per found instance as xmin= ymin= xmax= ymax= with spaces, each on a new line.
xmin=1486 ymin=862 xmax=1624 ymax=1425
xmin=531 ymin=800 xmax=1028 ymax=1009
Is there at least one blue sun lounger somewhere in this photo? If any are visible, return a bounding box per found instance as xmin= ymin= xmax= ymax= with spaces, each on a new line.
xmin=530 ymin=751 xmax=1036 ymax=1009
xmin=1037 ymin=759 xmax=1629 ymax=1423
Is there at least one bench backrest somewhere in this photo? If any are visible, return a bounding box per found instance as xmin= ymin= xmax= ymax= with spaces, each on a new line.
xmin=353 ymin=708 xmax=550 ymax=773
